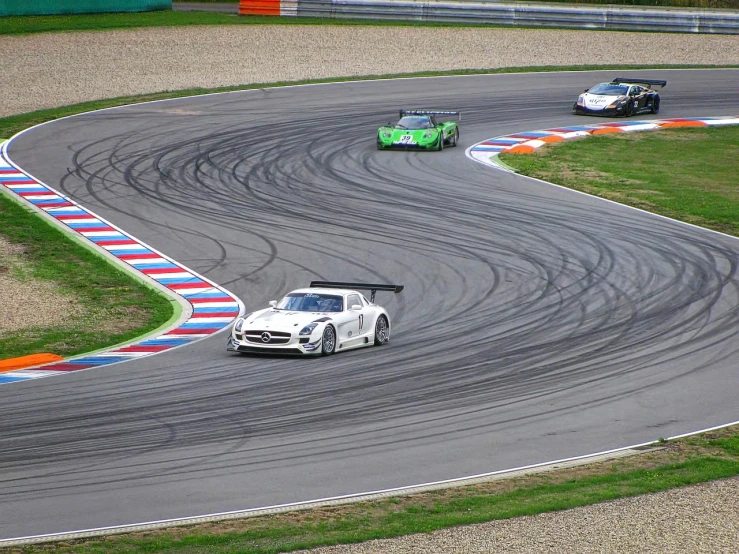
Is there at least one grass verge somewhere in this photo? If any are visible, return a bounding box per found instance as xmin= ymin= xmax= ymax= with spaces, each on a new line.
xmin=4 ymin=425 xmax=738 ymax=553
xmin=0 ymin=193 xmax=174 ymax=360
xmin=499 ymin=125 xmax=739 ymax=237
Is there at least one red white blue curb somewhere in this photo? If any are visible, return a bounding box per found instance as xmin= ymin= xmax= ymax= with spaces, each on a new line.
xmin=0 ymin=144 xmax=244 ymax=385
xmin=468 ymin=116 xmax=739 ymax=170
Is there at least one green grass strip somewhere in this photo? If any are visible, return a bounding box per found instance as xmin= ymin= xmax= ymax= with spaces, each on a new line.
xmin=14 ymin=450 xmax=739 ymax=552
xmin=0 ymin=192 xmax=174 ymax=359
xmin=499 ymin=125 xmax=739 ymax=237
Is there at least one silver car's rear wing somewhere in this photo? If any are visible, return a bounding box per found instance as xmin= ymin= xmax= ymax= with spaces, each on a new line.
xmin=309 ymin=281 xmax=404 ymax=302
xmin=612 ymin=78 xmax=667 ymax=88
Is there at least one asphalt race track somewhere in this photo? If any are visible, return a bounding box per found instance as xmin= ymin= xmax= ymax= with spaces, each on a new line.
xmin=2 ymin=69 xmax=738 ymax=540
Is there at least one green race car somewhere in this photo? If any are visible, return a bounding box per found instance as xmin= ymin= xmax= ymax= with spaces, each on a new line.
xmin=377 ymin=110 xmax=461 ymax=151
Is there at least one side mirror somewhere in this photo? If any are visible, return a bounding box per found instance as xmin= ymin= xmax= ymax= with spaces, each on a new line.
xmin=584 ymin=89 xmax=588 ymax=92
xmin=388 ymin=121 xmax=394 ymax=126
xmin=350 ymin=304 xmax=362 ymax=311
xmin=269 ymin=300 xmax=277 ymax=307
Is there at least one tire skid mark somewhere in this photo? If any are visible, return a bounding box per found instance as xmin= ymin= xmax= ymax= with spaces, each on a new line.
xmin=2 ymin=82 xmax=739 ymax=536
xmin=0 ymin=144 xmax=244 ymax=385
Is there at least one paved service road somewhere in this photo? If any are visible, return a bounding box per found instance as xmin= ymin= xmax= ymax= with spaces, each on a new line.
xmin=1 ymin=69 xmax=738 ymax=540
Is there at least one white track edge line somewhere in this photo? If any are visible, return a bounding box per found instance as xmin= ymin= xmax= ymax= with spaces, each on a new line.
xmin=3 ymin=418 xmax=737 ymax=546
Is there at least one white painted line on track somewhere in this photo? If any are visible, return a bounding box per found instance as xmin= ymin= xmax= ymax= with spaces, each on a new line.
xmin=3 ymin=419 xmax=737 ymax=547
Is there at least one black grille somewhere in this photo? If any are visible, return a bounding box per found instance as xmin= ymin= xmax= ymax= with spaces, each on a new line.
xmin=236 ymin=346 xmax=304 ymax=355
xmin=245 ymin=335 xmax=290 ymax=345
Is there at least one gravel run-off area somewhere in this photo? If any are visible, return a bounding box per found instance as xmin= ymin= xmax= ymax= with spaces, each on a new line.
xmin=1 ymin=23 xmax=738 ymax=553
xmin=1 ymin=26 xmax=738 ymax=117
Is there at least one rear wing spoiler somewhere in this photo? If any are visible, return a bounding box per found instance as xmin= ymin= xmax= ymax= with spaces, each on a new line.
xmin=400 ymin=110 xmax=461 ymax=121
xmin=612 ymin=78 xmax=667 ymax=88
xmin=310 ymin=281 xmax=404 ymax=302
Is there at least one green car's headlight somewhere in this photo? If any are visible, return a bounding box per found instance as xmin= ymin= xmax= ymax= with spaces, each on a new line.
xmin=423 ymin=131 xmax=436 ymax=139
xmin=382 ymin=131 xmax=392 ymax=138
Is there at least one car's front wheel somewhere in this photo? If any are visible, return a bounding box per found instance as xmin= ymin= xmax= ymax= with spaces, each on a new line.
xmin=374 ymin=315 xmax=389 ymax=346
xmin=321 ymin=325 xmax=336 ymax=355
xmin=451 ymin=128 xmax=459 ymax=147
xmin=437 ymin=131 xmax=444 ymax=151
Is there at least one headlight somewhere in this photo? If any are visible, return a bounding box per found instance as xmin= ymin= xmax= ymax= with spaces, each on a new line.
xmin=234 ymin=318 xmax=244 ymax=332
xmin=423 ymin=131 xmax=436 ymax=139
xmin=299 ymin=322 xmax=318 ymax=336
xmin=382 ymin=132 xmax=392 ymax=138
xmin=577 ymin=95 xmax=585 ymax=106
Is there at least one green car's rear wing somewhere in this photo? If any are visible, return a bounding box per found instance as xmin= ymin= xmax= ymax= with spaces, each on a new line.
xmin=612 ymin=78 xmax=667 ymax=88
xmin=310 ymin=281 xmax=404 ymax=302
xmin=400 ymin=110 xmax=461 ymax=121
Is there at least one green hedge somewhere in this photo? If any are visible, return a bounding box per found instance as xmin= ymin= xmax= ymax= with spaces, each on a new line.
xmin=0 ymin=0 xmax=171 ymax=17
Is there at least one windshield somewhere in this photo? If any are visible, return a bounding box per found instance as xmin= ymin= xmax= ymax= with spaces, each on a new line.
xmin=396 ymin=116 xmax=433 ymax=130
xmin=276 ymin=293 xmax=343 ymax=312
xmin=588 ymin=83 xmax=629 ymax=96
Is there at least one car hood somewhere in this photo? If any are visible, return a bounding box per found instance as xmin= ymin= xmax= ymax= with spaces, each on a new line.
xmin=242 ymin=308 xmax=334 ymax=332
xmin=582 ymin=93 xmax=623 ymax=111
xmin=391 ymin=128 xmax=436 ymax=135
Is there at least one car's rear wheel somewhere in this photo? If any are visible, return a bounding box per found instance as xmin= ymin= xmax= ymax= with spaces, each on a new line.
xmin=650 ymin=97 xmax=660 ymax=114
xmin=321 ymin=325 xmax=336 ymax=355
xmin=374 ymin=316 xmax=389 ymax=346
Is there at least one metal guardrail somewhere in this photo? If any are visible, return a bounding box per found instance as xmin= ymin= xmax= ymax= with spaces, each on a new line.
xmin=253 ymin=0 xmax=739 ymax=34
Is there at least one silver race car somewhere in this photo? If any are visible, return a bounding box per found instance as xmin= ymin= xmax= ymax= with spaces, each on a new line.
xmin=573 ymin=77 xmax=667 ymax=117
xmin=227 ymin=281 xmax=403 ymax=355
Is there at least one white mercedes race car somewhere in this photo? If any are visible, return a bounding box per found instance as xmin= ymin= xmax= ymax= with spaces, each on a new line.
xmin=227 ymin=281 xmax=403 ymax=355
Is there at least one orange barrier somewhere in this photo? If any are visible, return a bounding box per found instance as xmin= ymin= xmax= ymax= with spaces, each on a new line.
xmin=0 ymin=353 xmax=64 ymax=373
xmin=539 ymin=135 xmax=564 ymax=143
xmin=506 ymin=144 xmax=536 ymax=154
xmin=239 ymin=0 xmax=281 ymax=15
xmin=592 ymin=127 xmax=625 ymax=135
xmin=660 ymin=120 xmax=709 ymax=128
